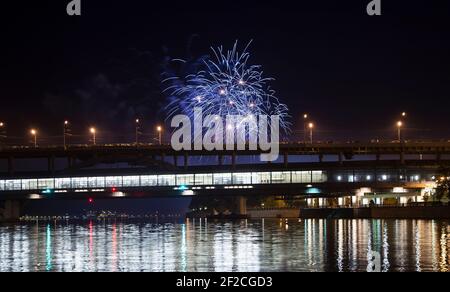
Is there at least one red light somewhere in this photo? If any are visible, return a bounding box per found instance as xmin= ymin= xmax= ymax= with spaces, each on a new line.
xmin=88 ymin=198 xmax=94 ymax=204
xmin=112 ymin=187 xmax=117 ymax=193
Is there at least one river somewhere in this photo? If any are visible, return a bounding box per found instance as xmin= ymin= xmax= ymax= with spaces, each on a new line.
xmin=0 ymin=219 xmax=449 ymax=272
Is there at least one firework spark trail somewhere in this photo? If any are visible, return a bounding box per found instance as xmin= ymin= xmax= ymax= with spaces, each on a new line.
xmin=164 ymin=41 xmax=291 ymax=134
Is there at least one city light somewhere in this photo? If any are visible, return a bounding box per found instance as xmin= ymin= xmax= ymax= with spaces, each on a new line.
xmin=157 ymin=126 xmax=163 ymax=145
xmin=308 ymin=122 xmax=314 ymax=144
xmin=30 ymin=129 xmax=37 ymax=147
xmin=90 ymin=127 xmax=97 ymax=145
xmin=397 ymin=121 xmax=403 ymax=141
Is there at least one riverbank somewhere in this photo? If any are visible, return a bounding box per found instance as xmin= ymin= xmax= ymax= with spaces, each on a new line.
xmin=300 ymin=205 xmax=450 ymax=219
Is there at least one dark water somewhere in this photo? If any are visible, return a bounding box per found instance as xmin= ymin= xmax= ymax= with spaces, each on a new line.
xmin=0 ymin=219 xmax=449 ymax=272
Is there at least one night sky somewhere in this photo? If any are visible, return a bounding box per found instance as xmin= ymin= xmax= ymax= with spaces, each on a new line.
xmin=1 ymin=0 xmax=450 ymax=143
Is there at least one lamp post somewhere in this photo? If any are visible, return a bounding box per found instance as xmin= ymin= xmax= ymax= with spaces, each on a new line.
xmin=397 ymin=121 xmax=403 ymax=142
xmin=63 ymin=120 xmax=69 ymax=149
xmin=135 ymin=119 xmax=140 ymax=145
xmin=30 ymin=129 xmax=37 ymax=148
xmin=0 ymin=122 xmax=6 ymax=142
xmin=308 ymin=122 xmax=314 ymax=144
xmin=303 ymin=114 xmax=309 ymax=143
xmin=90 ymin=127 xmax=96 ymax=145
xmin=157 ymin=126 xmax=163 ymax=145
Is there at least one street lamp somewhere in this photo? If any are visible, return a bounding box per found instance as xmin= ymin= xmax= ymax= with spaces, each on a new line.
xmin=90 ymin=127 xmax=96 ymax=145
xmin=30 ymin=129 xmax=37 ymax=148
xmin=157 ymin=126 xmax=163 ymax=145
xmin=135 ymin=119 xmax=140 ymax=145
xmin=0 ymin=122 xmax=6 ymax=145
xmin=303 ymin=114 xmax=309 ymax=143
xmin=397 ymin=121 xmax=403 ymax=142
xmin=401 ymin=112 xmax=407 ymax=118
xmin=63 ymin=120 xmax=69 ymax=149
xmin=308 ymin=122 xmax=314 ymax=144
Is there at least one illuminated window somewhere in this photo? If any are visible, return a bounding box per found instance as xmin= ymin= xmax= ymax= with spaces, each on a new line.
xmin=55 ymin=178 xmax=71 ymax=189
xmin=0 ymin=180 xmax=5 ymax=191
xmin=5 ymin=180 xmax=22 ymax=191
xmin=213 ymin=173 xmax=232 ymax=185
xmin=71 ymin=177 xmax=88 ymax=189
xmin=38 ymin=179 xmax=55 ymax=190
xmin=158 ymin=175 xmax=176 ymax=186
xmin=292 ymin=171 xmax=312 ymax=183
xmin=271 ymin=172 xmax=291 ymax=184
xmin=312 ymin=171 xmax=324 ymax=183
xmin=176 ymin=174 xmax=195 ymax=186
xmin=105 ymin=176 xmax=123 ymax=188
xmin=195 ymin=174 xmax=213 ymax=185
xmin=252 ymin=172 xmax=271 ymax=184
xmin=22 ymin=179 xmax=38 ymax=190
xmin=141 ymin=175 xmax=158 ymax=186
xmin=123 ymin=176 xmax=140 ymax=187
xmin=88 ymin=177 xmax=105 ymax=188
xmin=233 ymin=173 xmax=252 ymax=185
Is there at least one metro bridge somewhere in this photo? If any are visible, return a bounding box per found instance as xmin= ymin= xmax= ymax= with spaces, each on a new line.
xmin=1 ymin=141 xmax=449 ymax=221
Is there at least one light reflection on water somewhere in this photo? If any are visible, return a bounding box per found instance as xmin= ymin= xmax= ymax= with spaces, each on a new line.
xmin=0 ymin=219 xmax=449 ymax=272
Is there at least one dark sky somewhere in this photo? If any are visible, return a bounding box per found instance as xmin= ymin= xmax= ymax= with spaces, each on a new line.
xmin=1 ymin=0 xmax=450 ymax=142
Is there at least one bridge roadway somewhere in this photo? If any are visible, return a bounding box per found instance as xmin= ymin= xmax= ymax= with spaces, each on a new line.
xmin=1 ymin=141 xmax=450 ymax=175
xmin=1 ymin=141 xmax=450 ymax=158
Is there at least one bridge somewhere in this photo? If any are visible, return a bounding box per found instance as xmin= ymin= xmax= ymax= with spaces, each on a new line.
xmin=1 ymin=141 xmax=449 ymax=221
xmin=1 ymin=141 xmax=450 ymax=174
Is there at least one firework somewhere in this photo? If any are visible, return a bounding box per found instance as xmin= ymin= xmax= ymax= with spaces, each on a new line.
xmin=164 ymin=41 xmax=291 ymax=133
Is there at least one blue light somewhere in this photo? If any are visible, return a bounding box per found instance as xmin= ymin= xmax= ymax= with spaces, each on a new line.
xmin=42 ymin=189 xmax=53 ymax=194
xmin=178 ymin=185 xmax=188 ymax=191
xmin=306 ymin=188 xmax=321 ymax=194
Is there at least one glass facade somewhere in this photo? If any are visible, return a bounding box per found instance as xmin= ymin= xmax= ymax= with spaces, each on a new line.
xmin=0 ymin=169 xmax=430 ymax=193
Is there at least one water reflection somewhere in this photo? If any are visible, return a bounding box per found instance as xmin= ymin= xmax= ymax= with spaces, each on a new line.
xmin=0 ymin=219 xmax=448 ymax=272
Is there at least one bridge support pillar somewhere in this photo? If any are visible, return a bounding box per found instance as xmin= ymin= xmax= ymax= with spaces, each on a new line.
xmin=284 ymin=153 xmax=289 ymax=168
xmin=234 ymin=196 xmax=247 ymax=216
xmin=400 ymin=152 xmax=405 ymax=165
xmin=184 ymin=153 xmax=189 ymax=170
xmin=48 ymin=156 xmax=55 ymax=174
xmin=232 ymin=152 xmax=236 ymax=169
xmin=8 ymin=157 xmax=14 ymax=175
xmin=338 ymin=152 xmax=343 ymax=165
xmin=218 ymin=155 xmax=223 ymax=166
xmin=0 ymin=200 xmax=22 ymax=222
